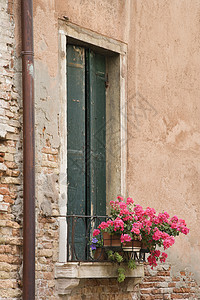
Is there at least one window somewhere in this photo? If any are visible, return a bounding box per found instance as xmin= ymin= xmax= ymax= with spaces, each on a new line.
xmin=56 ymin=28 xmax=143 ymax=294
xmin=66 ymin=45 xmax=107 ymax=260
xmin=58 ymin=21 xmax=127 ymax=263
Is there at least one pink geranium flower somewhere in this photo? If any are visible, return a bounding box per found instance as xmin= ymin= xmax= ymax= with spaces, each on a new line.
xmin=121 ymin=234 xmax=132 ymax=243
xmin=93 ymin=229 xmax=100 ymax=236
xmin=152 ymin=228 xmax=163 ymax=241
xmin=163 ymin=236 xmax=175 ymax=249
xmin=92 ymin=196 xmax=189 ymax=270
xmin=126 ymin=197 xmax=134 ymax=205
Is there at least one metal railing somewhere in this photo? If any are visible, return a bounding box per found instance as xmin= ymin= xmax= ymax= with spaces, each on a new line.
xmin=66 ymin=215 xmax=148 ymax=262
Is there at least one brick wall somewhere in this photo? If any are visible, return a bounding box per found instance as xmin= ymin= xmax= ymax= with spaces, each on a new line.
xmin=60 ymin=265 xmax=199 ymax=300
xmin=35 ymin=143 xmax=59 ymax=300
xmin=0 ymin=0 xmax=22 ymax=299
xmin=139 ymin=264 xmax=200 ymax=300
xmin=63 ymin=264 xmax=200 ymax=300
xmin=70 ymin=279 xmax=139 ymax=300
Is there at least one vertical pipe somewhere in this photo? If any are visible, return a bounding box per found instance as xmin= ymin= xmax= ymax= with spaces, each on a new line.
xmin=21 ymin=0 xmax=35 ymax=299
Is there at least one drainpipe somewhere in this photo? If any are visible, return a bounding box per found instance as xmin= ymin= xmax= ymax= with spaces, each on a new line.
xmin=21 ymin=0 xmax=35 ymax=299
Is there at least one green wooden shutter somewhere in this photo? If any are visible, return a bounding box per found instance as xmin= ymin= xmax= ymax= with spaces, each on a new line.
xmin=87 ymin=50 xmax=106 ymax=216
xmin=67 ymin=45 xmax=106 ymax=260
xmin=67 ymin=45 xmax=86 ymax=260
xmin=67 ymin=45 xmax=86 ymax=216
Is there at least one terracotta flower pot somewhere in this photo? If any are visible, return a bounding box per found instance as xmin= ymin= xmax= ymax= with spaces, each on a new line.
xmin=94 ymin=248 xmax=107 ymax=261
xmin=103 ymin=232 xmax=121 ymax=247
xmin=122 ymin=240 xmax=142 ymax=252
xmin=141 ymin=242 xmax=150 ymax=253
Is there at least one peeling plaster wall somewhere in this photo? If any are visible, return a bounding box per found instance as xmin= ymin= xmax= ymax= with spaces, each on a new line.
xmin=0 ymin=0 xmax=23 ymax=298
xmin=29 ymin=0 xmax=200 ymax=298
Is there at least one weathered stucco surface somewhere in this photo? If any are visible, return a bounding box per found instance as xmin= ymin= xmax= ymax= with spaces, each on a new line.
xmin=127 ymin=0 xmax=200 ymax=282
xmin=32 ymin=0 xmax=200 ymax=294
xmin=0 ymin=0 xmax=197 ymax=299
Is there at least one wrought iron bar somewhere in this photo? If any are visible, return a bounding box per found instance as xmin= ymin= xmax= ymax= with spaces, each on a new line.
xmin=66 ymin=215 xmax=148 ymax=262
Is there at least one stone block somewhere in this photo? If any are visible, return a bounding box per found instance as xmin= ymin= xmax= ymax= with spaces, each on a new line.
xmin=0 ymin=202 xmax=9 ymax=212
xmin=1 ymin=177 xmax=20 ymax=184
xmin=0 ymin=146 xmax=7 ymax=152
xmin=0 ymin=163 xmax=7 ymax=171
xmin=5 ymin=161 xmax=17 ymax=169
xmin=5 ymin=110 xmax=14 ymax=118
xmin=0 ymin=271 xmax=10 ymax=279
xmin=38 ymin=249 xmax=53 ymax=258
xmin=5 ymin=133 xmax=19 ymax=140
xmin=41 ymin=161 xmax=58 ymax=168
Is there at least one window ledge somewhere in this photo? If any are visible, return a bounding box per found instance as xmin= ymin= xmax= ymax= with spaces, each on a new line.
xmin=55 ymin=262 xmax=144 ymax=296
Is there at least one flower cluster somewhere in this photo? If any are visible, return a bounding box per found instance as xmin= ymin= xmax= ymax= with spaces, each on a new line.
xmin=90 ymin=230 xmax=103 ymax=250
xmin=92 ymin=196 xmax=189 ymax=268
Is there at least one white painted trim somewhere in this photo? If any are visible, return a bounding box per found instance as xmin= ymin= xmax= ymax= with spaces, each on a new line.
xmin=58 ymin=32 xmax=67 ymax=262
xmin=120 ymin=54 xmax=127 ymax=196
xmin=59 ymin=20 xmax=127 ymax=55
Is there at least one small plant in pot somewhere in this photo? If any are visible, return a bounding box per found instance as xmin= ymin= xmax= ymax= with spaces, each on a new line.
xmin=91 ymin=196 xmax=189 ymax=282
xmin=90 ymin=234 xmax=106 ymax=261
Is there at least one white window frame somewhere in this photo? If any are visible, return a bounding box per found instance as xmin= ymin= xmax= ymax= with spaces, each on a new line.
xmin=58 ymin=20 xmax=128 ymax=263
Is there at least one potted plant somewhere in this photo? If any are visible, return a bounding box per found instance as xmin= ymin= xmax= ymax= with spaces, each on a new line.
xmin=90 ymin=235 xmax=106 ymax=260
xmin=91 ymin=196 xmax=189 ymax=282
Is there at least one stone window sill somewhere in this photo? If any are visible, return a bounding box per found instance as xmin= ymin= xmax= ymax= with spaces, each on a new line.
xmin=55 ymin=262 xmax=144 ymax=296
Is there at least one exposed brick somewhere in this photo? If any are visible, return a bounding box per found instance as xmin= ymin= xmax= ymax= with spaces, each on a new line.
xmin=163 ymin=295 xmax=171 ymax=300
xmin=140 ymin=283 xmax=155 ymax=288
xmin=153 ymin=295 xmax=164 ymax=299
xmin=42 ymin=147 xmax=58 ymax=155
xmin=172 ymin=277 xmax=181 ymax=282
xmin=4 ymin=161 xmax=17 ymax=169
xmin=140 ymin=289 xmax=153 ymax=294
xmin=3 ymin=195 xmax=14 ymax=204
xmin=43 ymin=272 xmax=54 ymax=280
xmin=140 ymin=297 xmax=152 ymax=300
xmin=41 ymin=160 xmax=58 ymax=168
xmin=4 ymin=153 xmax=13 ymax=161
xmin=0 ymin=2 xmax=200 ymax=300
xmin=0 ymin=271 xmax=10 ymax=279
xmin=5 ymin=133 xmax=19 ymax=140
xmin=47 ymin=154 xmax=57 ymax=162
xmin=144 ymin=276 xmax=165 ymax=282
xmin=1 ymin=177 xmax=20 ymax=184
xmin=168 ymin=282 xmax=176 ymax=287
xmin=173 ymin=288 xmax=191 ymax=293
xmin=38 ymin=249 xmax=53 ymax=258
xmin=11 ymin=170 xmax=20 ymax=177
xmin=0 ymin=254 xmax=21 ymax=264
xmin=0 ymin=187 xmax=10 ymax=195
xmin=171 ymin=294 xmax=186 ymax=299
xmin=157 ymin=271 xmax=171 ymax=276
xmin=0 ymin=203 xmax=9 ymax=212
xmin=5 ymin=110 xmax=14 ymax=118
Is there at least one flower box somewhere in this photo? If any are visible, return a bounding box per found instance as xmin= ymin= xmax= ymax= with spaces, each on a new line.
xmin=103 ymin=232 xmax=121 ymax=247
xmin=122 ymin=240 xmax=142 ymax=252
xmin=90 ymin=196 xmax=189 ymax=282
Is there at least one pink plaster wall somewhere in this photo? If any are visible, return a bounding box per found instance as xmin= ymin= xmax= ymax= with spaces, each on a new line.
xmin=127 ymin=1 xmax=200 ymax=281
xmin=32 ymin=0 xmax=200 ymax=283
